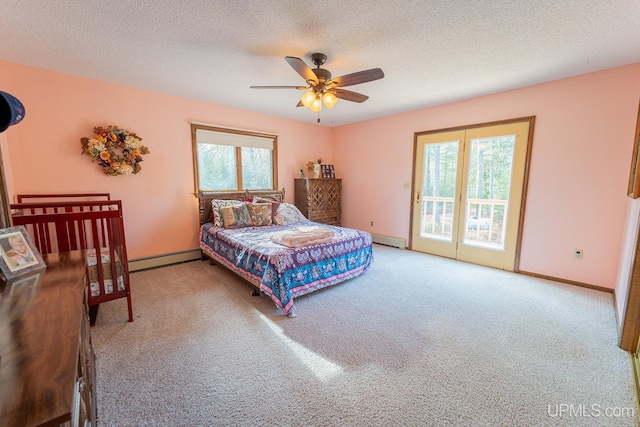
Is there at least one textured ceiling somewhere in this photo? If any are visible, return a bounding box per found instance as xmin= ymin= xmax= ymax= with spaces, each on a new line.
xmin=1 ymin=0 xmax=640 ymax=127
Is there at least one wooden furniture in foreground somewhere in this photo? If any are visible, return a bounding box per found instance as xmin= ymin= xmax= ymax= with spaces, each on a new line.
xmin=10 ymin=200 xmax=133 ymax=326
xmin=294 ymin=178 xmax=342 ymax=226
xmin=0 ymin=251 xmax=96 ymax=427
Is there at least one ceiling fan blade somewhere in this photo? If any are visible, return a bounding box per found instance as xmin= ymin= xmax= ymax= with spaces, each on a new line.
xmin=334 ymin=88 xmax=369 ymax=103
xmin=329 ymin=68 xmax=384 ymax=87
xmin=285 ymin=56 xmax=318 ymax=85
xmin=296 ymin=100 xmax=303 ymax=107
xmin=250 ymin=85 xmax=307 ymax=89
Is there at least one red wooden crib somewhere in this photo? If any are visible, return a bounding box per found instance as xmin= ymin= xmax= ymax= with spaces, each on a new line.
xmin=10 ymin=196 xmax=133 ymax=325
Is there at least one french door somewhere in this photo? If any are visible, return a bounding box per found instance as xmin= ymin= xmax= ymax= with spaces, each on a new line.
xmin=410 ymin=119 xmax=532 ymax=270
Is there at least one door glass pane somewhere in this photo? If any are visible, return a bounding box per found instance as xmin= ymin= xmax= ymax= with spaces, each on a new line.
xmin=241 ymin=147 xmax=272 ymax=189
xmin=463 ymin=135 xmax=515 ymax=249
xmin=420 ymin=141 xmax=458 ymax=240
xmin=197 ymin=144 xmax=237 ymax=190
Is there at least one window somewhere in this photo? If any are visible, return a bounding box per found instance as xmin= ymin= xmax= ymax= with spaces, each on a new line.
xmin=191 ymin=124 xmax=278 ymax=192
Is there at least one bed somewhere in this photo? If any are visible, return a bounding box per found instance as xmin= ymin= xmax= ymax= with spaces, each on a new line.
xmin=198 ymin=189 xmax=373 ymax=316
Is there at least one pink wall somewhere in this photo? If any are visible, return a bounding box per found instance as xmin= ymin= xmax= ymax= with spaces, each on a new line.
xmin=0 ymin=60 xmax=333 ymax=259
xmin=3 ymin=58 xmax=640 ymax=322
xmin=333 ymin=63 xmax=640 ymax=292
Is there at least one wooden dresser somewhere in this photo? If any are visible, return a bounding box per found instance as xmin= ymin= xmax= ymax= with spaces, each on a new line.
xmin=0 ymin=251 xmax=96 ymax=427
xmin=294 ymin=178 xmax=342 ymax=226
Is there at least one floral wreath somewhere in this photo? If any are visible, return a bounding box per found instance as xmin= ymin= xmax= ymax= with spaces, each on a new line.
xmin=81 ymin=125 xmax=150 ymax=176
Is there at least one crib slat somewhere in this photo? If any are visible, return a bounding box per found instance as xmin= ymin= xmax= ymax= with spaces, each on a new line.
xmin=55 ymin=220 xmax=71 ymax=252
xmin=66 ymin=219 xmax=79 ymax=251
xmin=90 ymin=216 xmax=105 ymax=298
xmin=77 ymin=219 xmax=87 ymax=250
xmin=37 ymin=221 xmax=51 ymax=253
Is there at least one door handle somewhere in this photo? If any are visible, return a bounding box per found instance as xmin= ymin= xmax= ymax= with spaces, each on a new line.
xmin=416 ymin=190 xmax=420 ymax=204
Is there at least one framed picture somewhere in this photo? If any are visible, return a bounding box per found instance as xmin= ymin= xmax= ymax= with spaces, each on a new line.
xmin=321 ymin=164 xmax=335 ymax=179
xmin=0 ymin=226 xmax=46 ymax=280
xmin=628 ymin=100 xmax=640 ymax=198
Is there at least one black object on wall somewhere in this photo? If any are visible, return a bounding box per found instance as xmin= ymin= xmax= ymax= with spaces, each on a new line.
xmin=0 ymin=91 xmax=25 ymax=133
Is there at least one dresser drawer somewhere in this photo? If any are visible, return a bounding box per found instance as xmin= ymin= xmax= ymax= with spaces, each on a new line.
xmin=310 ymin=210 xmax=341 ymax=226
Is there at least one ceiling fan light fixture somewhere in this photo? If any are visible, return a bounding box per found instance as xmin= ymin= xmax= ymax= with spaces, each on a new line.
xmin=300 ymin=91 xmax=316 ymax=108
xmin=322 ymin=91 xmax=338 ymax=109
xmin=309 ymin=94 xmax=323 ymax=113
xmin=252 ymin=54 xmax=384 ymax=119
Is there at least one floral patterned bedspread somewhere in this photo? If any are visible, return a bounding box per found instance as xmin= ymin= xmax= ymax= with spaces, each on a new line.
xmin=199 ymin=222 xmax=374 ymax=316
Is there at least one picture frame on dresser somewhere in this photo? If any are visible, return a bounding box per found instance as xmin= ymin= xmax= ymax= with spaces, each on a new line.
xmin=321 ymin=164 xmax=335 ymax=179
xmin=0 ymin=225 xmax=46 ymax=280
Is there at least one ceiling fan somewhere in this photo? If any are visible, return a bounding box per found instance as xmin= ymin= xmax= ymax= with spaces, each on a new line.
xmin=250 ymin=53 xmax=384 ymax=121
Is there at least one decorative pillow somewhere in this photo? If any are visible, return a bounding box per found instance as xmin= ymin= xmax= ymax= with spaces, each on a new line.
xmin=247 ymin=203 xmax=272 ymax=226
xmin=253 ymin=196 xmax=281 ymax=222
xmin=220 ymin=204 xmax=253 ymax=229
xmin=274 ymin=203 xmax=309 ymax=225
xmin=211 ymin=199 xmax=243 ymax=227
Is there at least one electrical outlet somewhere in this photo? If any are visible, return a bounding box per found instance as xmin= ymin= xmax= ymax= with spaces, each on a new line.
xmin=574 ymin=249 xmax=583 ymax=259
xmin=370 ymin=221 xmax=374 ymax=227
xmin=403 ymin=182 xmax=410 ymax=189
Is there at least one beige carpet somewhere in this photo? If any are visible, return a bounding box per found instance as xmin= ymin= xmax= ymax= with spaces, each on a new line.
xmin=91 ymin=244 xmax=637 ymax=426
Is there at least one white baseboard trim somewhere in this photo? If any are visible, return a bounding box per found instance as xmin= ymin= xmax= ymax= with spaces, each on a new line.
xmin=371 ymin=234 xmax=406 ymax=249
xmin=128 ymin=249 xmax=202 ymax=272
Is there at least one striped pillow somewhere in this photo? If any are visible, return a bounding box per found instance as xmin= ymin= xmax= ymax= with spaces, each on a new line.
xmin=211 ymin=199 xmax=243 ymax=227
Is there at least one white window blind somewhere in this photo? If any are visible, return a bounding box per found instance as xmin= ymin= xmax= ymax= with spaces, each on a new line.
xmin=195 ymin=128 xmax=274 ymax=150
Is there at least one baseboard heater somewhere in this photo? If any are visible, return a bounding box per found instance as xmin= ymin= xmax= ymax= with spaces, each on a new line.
xmin=128 ymin=249 xmax=202 ymax=272
xmin=371 ymin=234 xmax=405 ymax=249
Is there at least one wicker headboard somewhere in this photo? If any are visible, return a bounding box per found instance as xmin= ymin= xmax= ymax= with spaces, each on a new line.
xmin=198 ymin=189 xmax=286 ymax=225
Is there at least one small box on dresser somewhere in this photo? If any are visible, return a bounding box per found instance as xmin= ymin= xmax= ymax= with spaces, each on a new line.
xmin=294 ymin=178 xmax=342 ymax=226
